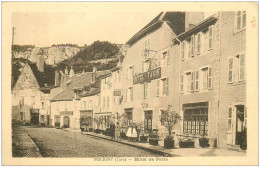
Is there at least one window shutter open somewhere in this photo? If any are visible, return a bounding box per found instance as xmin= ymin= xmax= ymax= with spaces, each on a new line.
xmin=191 ymin=71 xmax=194 ymax=92
xmin=228 ymin=57 xmax=233 ymax=83
xmin=180 ymin=74 xmax=184 ymax=93
xmin=208 ymin=67 xmax=212 ymax=89
xmin=157 ymin=80 xmax=160 ymax=97
xmin=195 ymin=70 xmax=199 ymax=91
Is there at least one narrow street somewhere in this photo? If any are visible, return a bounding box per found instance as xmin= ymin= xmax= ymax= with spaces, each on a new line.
xmin=13 ymin=126 xmax=161 ymax=157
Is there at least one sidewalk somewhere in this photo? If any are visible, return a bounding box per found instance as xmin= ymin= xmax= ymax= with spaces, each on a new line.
xmin=81 ymin=131 xmax=246 ymax=157
xmin=12 ymin=126 xmax=42 ymax=157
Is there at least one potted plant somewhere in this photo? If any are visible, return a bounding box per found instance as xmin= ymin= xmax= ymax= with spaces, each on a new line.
xmin=159 ymin=105 xmax=181 ymax=149
xmin=149 ymin=131 xmax=159 ymax=146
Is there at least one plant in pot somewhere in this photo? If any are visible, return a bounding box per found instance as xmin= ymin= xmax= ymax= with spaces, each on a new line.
xmin=149 ymin=131 xmax=159 ymax=146
xmin=136 ymin=122 xmax=148 ymax=143
xmin=159 ymin=105 xmax=181 ymax=149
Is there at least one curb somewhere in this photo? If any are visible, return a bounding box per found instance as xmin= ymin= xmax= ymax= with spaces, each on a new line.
xmin=25 ymin=130 xmax=40 ymax=152
xmin=81 ymin=132 xmax=176 ymax=157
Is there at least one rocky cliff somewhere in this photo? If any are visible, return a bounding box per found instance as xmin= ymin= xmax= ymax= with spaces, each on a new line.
xmin=13 ymin=46 xmax=81 ymax=65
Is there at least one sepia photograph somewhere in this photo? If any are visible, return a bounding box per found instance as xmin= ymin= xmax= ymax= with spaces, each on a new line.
xmin=2 ymin=2 xmax=258 ymax=166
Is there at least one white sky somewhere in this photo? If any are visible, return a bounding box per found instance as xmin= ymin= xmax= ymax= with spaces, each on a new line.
xmin=12 ymin=3 xmax=215 ymax=47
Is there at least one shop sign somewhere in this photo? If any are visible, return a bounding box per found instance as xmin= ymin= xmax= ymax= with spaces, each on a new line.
xmin=133 ymin=67 xmax=161 ymax=84
xmin=114 ymin=90 xmax=121 ymax=96
xmin=60 ymin=111 xmax=73 ymax=116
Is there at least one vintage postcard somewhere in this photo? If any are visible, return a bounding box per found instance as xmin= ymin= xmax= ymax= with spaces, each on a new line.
xmin=2 ymin=2 xmax=258 ymax=166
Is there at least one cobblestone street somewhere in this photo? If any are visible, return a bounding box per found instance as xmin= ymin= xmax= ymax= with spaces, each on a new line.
xmin=14 ymin=126 xmax=161 ymax=157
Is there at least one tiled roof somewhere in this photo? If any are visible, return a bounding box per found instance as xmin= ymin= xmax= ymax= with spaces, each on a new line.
xmin=126 ymin=12 xmax=185 ymax=45
xmin=51 ymin=70 xmax=109 ymax=102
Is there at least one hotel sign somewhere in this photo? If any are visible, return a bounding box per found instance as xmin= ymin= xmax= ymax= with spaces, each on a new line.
xmin=60 ymin=111 xmax=73 ymax=116
xmin=133 ymin=67 xmax=161 ymax=84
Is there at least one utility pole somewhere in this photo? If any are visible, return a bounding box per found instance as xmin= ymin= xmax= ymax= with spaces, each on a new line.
xmin=12 ymin=27 xmax=15 ymax=59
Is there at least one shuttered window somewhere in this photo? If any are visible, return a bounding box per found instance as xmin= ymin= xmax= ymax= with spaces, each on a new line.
xmin=195 ymin=70 xmax=199 ymax=91
xmin=208 ymin=67 xmax=212 ymax=89
xmin=239 ymin=54 xmax=245 ymax=81
xmin=191 ymin=71 xmax=194 ymax=92
xmin=228 ymin=58 xmax=234 ymax=83
xmin=197 ymin=33 xmax=201 ymax=54
xmin=180 ymin=74 xmax=184 ymax=93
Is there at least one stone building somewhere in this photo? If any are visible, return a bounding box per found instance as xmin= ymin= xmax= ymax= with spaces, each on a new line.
xmin=172 ymin=11 xmax=246 ymax=147
xmin=120 ymin=12 xmax=204 ymax=135
xmin=12 ymin=56 xmax=55 ymax=125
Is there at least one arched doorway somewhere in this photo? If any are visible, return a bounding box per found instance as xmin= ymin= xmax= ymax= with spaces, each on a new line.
xmin=63 ymin=116 xmax=70 ymax=128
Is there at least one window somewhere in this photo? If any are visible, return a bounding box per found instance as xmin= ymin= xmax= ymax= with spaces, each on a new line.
xmin=235 ymin=11 xmax=246 ymax=31
xmin=239 ymin=54 xmax=245 ymax=81
xmin=208 ymin=26 xmax=213 ymax=50
xmin=31 ymin=96 xmax=35 ymax=106
xmin=42 ymin=102 xmax=45 ymax=109
xmin=19 ymin=96 xmax=24 ymax=108
xmin=197 ymin=33 xmax=201 ymax=54
xmin=20 ymin=112 xmax=24 ymax=121
xmin=143 ymin=82 xmax=148 ymax=99
xmin=142 ymin=61 xmax=149 ymax=72
xmin=189 ymin=35 xmax=195 ymax=57
xmin=160 ymin=51 xmax=168 ymax=67
xmin=186 ymin=72 xmax=193 ymax=92
xmin=181 ymin=41 xmax=185 ymax=60
xmin=106 ymin=96 xmax=110 ymax=109
xmin=202 ymin=68 xmax=208 ymax=90
xmin=183 ymin=108 xmax=208 ymax=136
xmin=208 ymin=67 xmax=212 ymax=89
xmin=160 ymin=78 xmax=169 ymax=96
xmin=228 ymin=58 xmax=234 ymax=83
xmin=144 ymin=111 xmax=153 ymax=132
xmin=127 ymin=66 xmax=134 ymax=78
xmin=227 ymin=106 xmax=232 ymax=130
xmin=195 ymin=70 xmax=199 ymax=91
xmin=128 ymin=87 xmax=133 ymax=101
xmin=144 ymin=38 xmax=151 ymax=58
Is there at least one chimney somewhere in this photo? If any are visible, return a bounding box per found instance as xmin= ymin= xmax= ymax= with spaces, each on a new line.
xmin=36 ymin=55 xmax=45 ymax=72
xmin=65 ymin=66 xmax=68 ymax=75
xmin=69 ymin=66 xmax=74 ymax=77
xmin=55 ymin=69 xmax=60 ymax=86
xmin=185 ymin=12 xmax=204 ymax=31
xmin=91 ymin=67 xmax=97 ymax=83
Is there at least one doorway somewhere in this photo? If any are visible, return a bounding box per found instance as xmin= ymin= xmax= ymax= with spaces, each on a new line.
xmin=63 ymin=116 xmax=70 ymax=128
xmin=235 ymin=105 xmax=245 ymax=145
xmin=144 ymin=110 xmax=153 ymax=132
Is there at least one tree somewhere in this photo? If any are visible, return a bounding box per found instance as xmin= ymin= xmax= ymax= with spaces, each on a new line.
xmin=159 ymin=105 xmax=181 ymax=136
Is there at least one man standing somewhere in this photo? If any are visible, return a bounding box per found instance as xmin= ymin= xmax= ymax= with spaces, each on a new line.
xmin=110 ymin=122 xmax=115 ymax=140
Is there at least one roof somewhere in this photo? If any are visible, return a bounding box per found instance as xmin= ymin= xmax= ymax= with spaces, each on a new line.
xmin=28 ymin=63 xmax=55 ymax=88
xmin=174 ymin=15 xmax=218 ymax=42
xmin=51 ymin=70 xmax=107 ymax=102
xmin=126 ymin=12 xmax=185 ymax=45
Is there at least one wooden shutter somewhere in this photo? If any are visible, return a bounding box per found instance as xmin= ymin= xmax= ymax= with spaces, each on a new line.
xmin=195 ymin=70 xmax=199 ymax=91
xmin=191 ymin=71 xmax=194 ymax=92
xmin=228 ymin=57 xmax=234 ymax=83
xmin=208 ymin=67 xmax=212 ymax=89
xmin=180 ymin=74 xmax=184 ymax=93
xmin=157 ymin=79 xmax=160 ymax=97
xmin=166 ymin=78 xmax=169 ymax=95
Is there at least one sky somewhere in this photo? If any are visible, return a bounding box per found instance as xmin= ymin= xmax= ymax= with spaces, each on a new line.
xmin=12 ymin=3 xmax=215 ymax=47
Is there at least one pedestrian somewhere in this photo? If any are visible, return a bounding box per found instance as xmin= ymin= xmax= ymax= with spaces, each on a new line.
xmin=115 ymin=122 xmax=120 ymax=141
xmin=110 ymin=122 xmax=115 ymax=140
